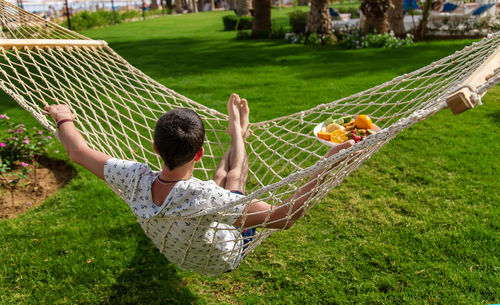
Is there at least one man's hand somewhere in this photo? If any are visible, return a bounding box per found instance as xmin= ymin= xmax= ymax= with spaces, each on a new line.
xmin=44 ymin=104 xmax=76 ymax=122
xmin=234 ymin=139 xmax=356 ymax=230
xmin=43 ymin=104 xmax=111 ymax=180
xmin=326 ymin=139 xmax=355 ymax=158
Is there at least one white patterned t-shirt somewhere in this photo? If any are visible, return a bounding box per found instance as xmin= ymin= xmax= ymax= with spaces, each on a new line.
xmin=104 ymin=158 xmax=247 ymax=276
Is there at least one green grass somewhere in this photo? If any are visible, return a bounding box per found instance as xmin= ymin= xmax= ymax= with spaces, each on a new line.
xmin=331 ymin=0 xmax=360 ymax=10
xmin=1 ymin=9 xmax=499 ymax=305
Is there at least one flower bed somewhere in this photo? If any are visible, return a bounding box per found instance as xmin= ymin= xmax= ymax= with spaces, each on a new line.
xmin=0 ymin=115 xmax=73 ymax=219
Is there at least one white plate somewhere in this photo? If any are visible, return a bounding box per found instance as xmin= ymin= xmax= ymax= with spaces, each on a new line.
xmin=313 ymin=122 xmax=380 ymax=147
xmin=313 ymin=122 xmax=339 ymax=147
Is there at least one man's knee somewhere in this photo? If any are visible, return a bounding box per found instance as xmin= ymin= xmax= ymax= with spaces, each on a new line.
xmin=213 ymin=169 xmax=227 ymax=184
xmin=226 ymin=169 xmax=242 ymax=186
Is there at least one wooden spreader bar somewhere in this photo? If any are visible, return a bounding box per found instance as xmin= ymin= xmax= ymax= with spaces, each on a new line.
xmin=0 ymin=39 xmax=108 ymax=49
xmin=446 ymin=47 xmax=500 ymax=115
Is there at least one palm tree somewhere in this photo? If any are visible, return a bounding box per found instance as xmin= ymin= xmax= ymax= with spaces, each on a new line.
xmin=305 ymin=0 xmax=333 ymax=43
xmin=416 ymin=0 xmax=432 ymax=40
xmin=251 ymin=0 xmax=271 ymax=38
xmin=360 ymin=0 xmax=391 ymax=34
xmin=187 ymin=0 xmax=197 ymax=12
xmin=236 ymin=0 xmax=252 ymax=16
xmin=175 ymin=0 xmax=183 ymax=13
xmin=150 ymin=0 xmax=159 ymax=10
xmin=388 ymin=0 xmax=405 ymax=37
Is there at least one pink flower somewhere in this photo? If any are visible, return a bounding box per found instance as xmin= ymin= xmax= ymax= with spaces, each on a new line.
xmin=26 ymin=202 xmax=32 ymax=206
xmin=47 ymin=136 xmax=52 ymax=139
xmin=23 ymin=140 xmax=29 ymax=144
xmin=0 ymin=143 xmax=5 ymax=147
xmin=20 ymin=124 xmax=24 ymax=127
xmin=0 ymin=114 xmax=8 ymax=119
xmin=7 ymin=180 xmax=12 ymax=183
xmin=38 ymin=131 xmax=43 ymax=135
xmin=12 ymin=137 xmax=17 ymax=141
xmin=17 ymin=129 xmax=22 ymax=133
xmin=54 ymin=150 xmax=59 ymax=153
xmin=21 ymin=162 xmax=29 ymax=167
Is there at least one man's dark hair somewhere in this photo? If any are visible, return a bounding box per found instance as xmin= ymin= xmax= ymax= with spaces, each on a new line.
xmin=154 ymin=108 xmax=205 ymax=170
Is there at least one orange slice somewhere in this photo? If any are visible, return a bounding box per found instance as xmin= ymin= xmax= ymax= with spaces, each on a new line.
xmin=330 ymin=130 xmax=348 ymax=144
xmin=317 ymin=131 xmax=331 ymax=141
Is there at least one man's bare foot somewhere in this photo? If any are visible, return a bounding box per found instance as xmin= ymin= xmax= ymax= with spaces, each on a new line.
xmin=240 ymin=98 xmax=250 ymax=139
xmin=227 ymin=94 xmax=242 ymax=136
xmin=227 ymin=93 xmax=241 ymax=123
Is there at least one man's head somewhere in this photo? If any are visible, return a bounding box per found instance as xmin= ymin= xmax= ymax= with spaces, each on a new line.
xmin=154 ymin=108 xmax=205 ymax=170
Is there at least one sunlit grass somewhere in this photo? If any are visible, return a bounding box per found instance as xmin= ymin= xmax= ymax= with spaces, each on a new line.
xmin=0 ymin=8 xmax=498 ymax=305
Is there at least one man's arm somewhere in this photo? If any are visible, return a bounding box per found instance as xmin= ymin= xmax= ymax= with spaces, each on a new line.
xmin=234 ymin=140 xmax=355 ymax=230
xmin=45 ymin=104 xmax=112 ymax=180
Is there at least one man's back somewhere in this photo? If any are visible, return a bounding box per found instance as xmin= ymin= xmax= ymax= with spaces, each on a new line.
xmin=104 ymin=158 xmax=247 ymax=275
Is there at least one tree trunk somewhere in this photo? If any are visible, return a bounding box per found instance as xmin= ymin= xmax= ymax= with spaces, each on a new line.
xmin=236 ymin=0 xmax=252 ymax=16
xmin=388 ymin=0 xmax=405 ymax=37
xmin=175 ymin=0 xmax=183 ymax=13
xmin=187 ymin=0 xmax=197 ymax=11
xmin=150 ymin=0 xmax=159 ymax=10
xmin=251 ymin=0 xmax=271 ymax=38
xmin=166 ymin=0 xmax=173 ymax=10
xmin=360 ymin=0 xmax=391 ymax=34
xmin=416 ymin=0 xmax=432 ymax=40
xmin=305 ymin=0 xmax=333 ymax=42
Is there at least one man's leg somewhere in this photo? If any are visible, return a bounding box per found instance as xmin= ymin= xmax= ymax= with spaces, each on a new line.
xmin=237 ymin=98 xmax=249 ymax=190
xmin=214 ymin=94 xmax=238 ymax=187
xmin=224 ymin=95 xmax=245 ymax=191
xmin=213 ymin=95 xmax=249 ymax=192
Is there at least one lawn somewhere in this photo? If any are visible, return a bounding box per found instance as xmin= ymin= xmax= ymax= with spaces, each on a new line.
xmin=0 ymin=8 xmax=499 ymax=305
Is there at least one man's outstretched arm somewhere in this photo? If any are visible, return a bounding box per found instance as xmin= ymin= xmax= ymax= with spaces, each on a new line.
xmin=234 ymin=140 xmax=355 ymax=230
xmin=45 ymin=104 xmax=112 ymax=180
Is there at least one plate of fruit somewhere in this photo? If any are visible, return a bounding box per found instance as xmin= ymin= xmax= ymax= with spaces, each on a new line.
xmin=314 ymin=114 xmax=380 ymax=147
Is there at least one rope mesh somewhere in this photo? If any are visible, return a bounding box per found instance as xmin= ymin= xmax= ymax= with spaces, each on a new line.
xmin=1 ymin=1 xmax=499 ymax=275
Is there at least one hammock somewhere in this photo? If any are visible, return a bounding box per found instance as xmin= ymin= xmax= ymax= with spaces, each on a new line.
xmin=1 ymin=0 xmax=499 ymax=275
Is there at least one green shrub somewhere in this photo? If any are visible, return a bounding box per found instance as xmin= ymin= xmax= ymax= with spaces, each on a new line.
xmin=236 ymin=30 xmax=251 ymax=39
xmin=223 ymin=15 xmax=238 ymax=31
xmin=304 ymin=32 xmax=337 ymax=45
xmin=146 ymin=8 xmax=165 ymax=17
xmin=286 ymin=32 xmax=306 ymax=44
xmin=348 ymin=7 xmax=360 ymax=18
xmin=62 ymin=10 xmax=124 ymax=31
xmin=288 ymin=10 xmax=308 ymax=34
xmin=239 ymin=15 xmax=253 ymax=30
xmin=61 ymin=9 xmax=146 ymax=31
xmin=339 ymin=29 xmax=414 ymax=49
xmin=121 ymin=10 xmax=142 ymax=21
xmin=337 ymin=7 xmax=360 ymax=18
xmin=0 ymin=115 xmax=55 ymax=168
xmin=270 ymin=24 xmax=286 ymax=39
xmin=223 ymin=15 xmax=252 ymax=31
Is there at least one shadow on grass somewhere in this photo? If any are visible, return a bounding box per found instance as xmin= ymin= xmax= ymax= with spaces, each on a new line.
xmin=108 ymin=37 xmax=473 ymax=82
xmin=106 ymin=227 xmax=198 ymax=304
xmin=486 ymin=109 xmax=500 ymax=123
